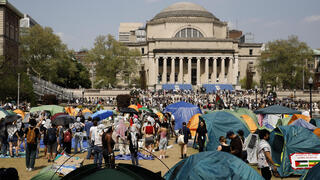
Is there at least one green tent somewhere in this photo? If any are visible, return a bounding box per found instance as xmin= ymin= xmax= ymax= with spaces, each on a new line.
xmin=200 ymin=111 xmax=250 ymax=151
xmin=235 ymin=108 xmax=259 ymax=126
xmin=31 ymin=165 xmax=61 ymax=180
xmin=269 ymin=126 xmax=320 ymax=177
xmin=255 ymin=105 xmax=301 ymax=115
xmin=276 ymin=117 xmax=291 ymax=127
xmin=62 ymin=163 xmax=164 ymax=180
xmin=30 ymin=105 xmax=64 ymax=116
xmin=164 ymin=151 xmax=264 ymax=180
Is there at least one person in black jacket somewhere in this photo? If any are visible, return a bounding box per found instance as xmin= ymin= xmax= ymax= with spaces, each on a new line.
xmin=179 ymin=122 xmax=191 ymax=159
xmin=195 ymin=120 xmax=209 ymax=152
xmin=226 ymin=131 xmax=243 ymax=159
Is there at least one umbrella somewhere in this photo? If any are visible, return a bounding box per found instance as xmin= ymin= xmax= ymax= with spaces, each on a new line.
xmin=128 ymin=105 xmax=139 ymax=112
xmin=52 ymin=113 xmax=74 ymax=126
xmin=119 ymin=107 xmax=138 ymax=114
xmin=91 ymin=110 xmax=113 ymax=120
xmin=30 ymin=105 xmax=64 ymax=116
xmin=156 ymin=112 xmax=164 ymax=119
xmin=13 ymin=109 xmax=25 ymax=119
xmin=139 ymin=107 xmax=153 ymax=112
xmin=65 ymin=107 xmax=78 ymax=116
xmin=4 ymin=114 xmax=19 ymax=124
xmin=82 ymin=108 xmax=92 ymax=114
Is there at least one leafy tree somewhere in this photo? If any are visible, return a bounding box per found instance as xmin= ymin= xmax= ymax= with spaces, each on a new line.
xmin=85 ymin=35 xmax=140 ymax=88
xmin=257 ymin=36 xmax=313 ymax=90
xmin=20 ymin=25 xmax=91 ymax=89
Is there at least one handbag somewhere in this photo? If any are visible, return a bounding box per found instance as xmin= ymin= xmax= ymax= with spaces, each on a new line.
xmin=177 ymin=135 xmax=185 ymax=145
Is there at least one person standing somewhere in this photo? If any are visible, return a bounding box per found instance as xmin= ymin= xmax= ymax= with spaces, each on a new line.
xmin=195 ymin=120 xmax=209 ymax=152
xmin=143 ymin=121 xmax=154 ymax=157
xmin=226 ymin=131 xmax=243 ymax=159
xmin=46 ymin=124 xmax=58 ymax=162
xmin=257 ymin=129 xmax=277 ymax=180
xmin=25 ymin=119 xmax=40 ymax=171
xmin=63 ymin=125 xmax=72 ymax=154
xmin=158 ymin=126 xmax=167 ymax=159
xmin=179 ymin=122 xmax=191 ymax=159
xmin=127 ymin=125 xmax=140 ymax=166
xmin=84 ymin=117 xmax=93 ymax=159
xmin=93 ymin=124 xmax=104 ymax=168
xmin=7 ymin=121 xmax=18 ymax=157
xmin=102 ymin=126 xmax=115 ymax=168
xmin=72 ymin=117 xmax=85 ymax=154
xmin=217 ymin=136 xmax=231 ymax=152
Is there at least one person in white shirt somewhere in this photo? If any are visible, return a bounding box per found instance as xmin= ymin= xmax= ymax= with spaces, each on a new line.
xmin=257 ymin=129 xmax=277 ymax=180
xmin=93 ymin=124 xmax=105 ymax=167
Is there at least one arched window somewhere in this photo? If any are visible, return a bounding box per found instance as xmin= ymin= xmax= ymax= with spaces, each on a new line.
xmin=175 ymin=28 xmax=204 ymax=38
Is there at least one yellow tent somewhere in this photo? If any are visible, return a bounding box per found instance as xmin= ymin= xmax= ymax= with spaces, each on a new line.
xmin=288 ymin=114 xmax=310 ymax=125
xmin=82 ymin=108 xmax=92 ymax=114
xmin=187 ymin=113 xmax=201 ymax=137
xmin=65 ymin=107 xmax=77 ymax=116
xmin=13 ymin=109 xmax=25 ymax=119
xmin=241 ymin=115 xmax=258 ymax=133
xmin=128 ymin=105 xmax=139 ymax=112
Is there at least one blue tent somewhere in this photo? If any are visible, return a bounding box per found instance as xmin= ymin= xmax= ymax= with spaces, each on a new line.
xmin=269 ymin=126 xmax=320 ymax=177
xmin=200 ymin=111 xmax=250 ymax=151
xmin=254 ymin=105 xmax=301 ymax=114
xmin=290 ymin=119 xmax=317 ymax=131
xmin=164 ymin=151 xmax=264 ymax=180
xmin=310 ymin=119 xmax=320 ymax=128
xmin=300 ymin=162 xmax=320 ymax=180
xmin=164 ymin=101 xmax=201 ymax=130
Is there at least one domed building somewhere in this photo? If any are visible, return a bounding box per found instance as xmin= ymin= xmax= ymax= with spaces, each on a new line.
xmin=119 ymin=2 xmax=262 ymax=90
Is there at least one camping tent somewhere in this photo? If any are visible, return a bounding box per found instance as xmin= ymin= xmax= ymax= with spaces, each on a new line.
xmin=164 ymin=101 xmax=202 ymax=130
xmin=187 ymin=113 xmax=201 ymax=137
xmin=276 ymin=117 xmax=291 ymax=127
xmin=255 ymin=105 xmax=301 ymax=115
xmin=62 ymin=163 xmax=163 ymax=180
xmin=200 ymin=111 xmax=250 ymax=151
xmin=269 ymin=126 xmax=320 ymax=177
xmin=235 ymin=108 xmax=259 ymax=126
xmin=164 ymin=151 xmax=263 ymax=180
xmin=288 ymin=114 xmax=311 ymax=125
xmin=299 ymin=162 xmax=320 ymax=180
xmin=241 ymin=115 xmax=258 ymax=133
xmin=290 ymin=119 xmax=317 ymax=131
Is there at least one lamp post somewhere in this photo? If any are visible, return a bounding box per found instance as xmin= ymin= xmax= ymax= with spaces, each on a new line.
xmin=17 ymin=73 xmax=20 ymax=109
xmin=255 ymin=85 xmax=258 ymax=109
xmin=308 ymin=77 xmax=313 ymax=118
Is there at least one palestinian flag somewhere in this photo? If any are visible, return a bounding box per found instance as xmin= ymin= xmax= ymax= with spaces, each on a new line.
xmin=137 ymin=103 xmax=143 ymax=109
xmin=216 ymin=95 xmax=225 ymax=107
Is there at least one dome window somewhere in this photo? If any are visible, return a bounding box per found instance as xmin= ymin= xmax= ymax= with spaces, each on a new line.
xmin=175 ymin=28 xmax=204 ymax=38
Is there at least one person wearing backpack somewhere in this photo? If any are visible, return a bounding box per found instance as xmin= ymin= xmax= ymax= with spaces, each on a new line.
xmin=63 ymin=125 xmax=72 ymax=154
xmin=46 ymin=124 xmax=58 ymax=162
xmin=25 ymin=119 xmax=40 ymax=171
xmin=72 ymin=117 xmax=85 ymax=154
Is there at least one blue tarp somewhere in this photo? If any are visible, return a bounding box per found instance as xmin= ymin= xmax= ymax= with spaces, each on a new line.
xmin=164 ymin=101 xmax=202 ymax=130
xmin=200 ymin=111 xmax=250 ymax=151
xmin=269 ymin=126 xmax=320 ymax=177
xmin=162 ymin=84 xmax=175 ymax=90
xmin=164 ymin=151 xmax=264 ymax=180
xmin=202 ymin=84 xmax=234 ymax=93
xmin=178 ymin=84 xmax=192 ymax=90
xmin=290 ymin=119 xmax=317 ymax=131
xmin=162 ymin=84 xmax=192 ymax=90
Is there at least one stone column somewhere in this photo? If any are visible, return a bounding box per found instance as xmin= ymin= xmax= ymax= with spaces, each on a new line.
xmin=221 ymin=57 xmax=225 ymax=83
xmin=171 ymin=58 xmax=175 ymax=83
xmin=188 ymin=57 xmax=192 ymax=84
xmin=162 ymin=57 xmax=167 ymax=84
xmin=155 ymin=57 xmax=159 ymax=84
xmin=212 ymin=57 xmax=217 ymax=83
xmin=179 ymin=57 xmax=183 ymax=83
xmin=228 ymin=58 xmax=233 ymax=84
xmin=197 ymin=57 xmax=201 ymax=85
xmin=234 ymin=55 xmax=239 ymax=85
xmin=205 ymin=57 xmax=209 ymax=84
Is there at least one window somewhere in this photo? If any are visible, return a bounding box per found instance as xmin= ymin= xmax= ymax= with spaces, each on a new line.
xmin=249 ymin=49 xmax=253 ymax=56
xmin=141 ymin=48 xmax=144 ymax=54
xmin=175 ymin=28 xmax=204 ymax=38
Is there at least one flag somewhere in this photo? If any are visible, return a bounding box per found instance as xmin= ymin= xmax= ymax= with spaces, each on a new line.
xmin=137 ymin=103 xmax=143 ymax=109
xmin=215 ymin=94 xmax=225 ymax=108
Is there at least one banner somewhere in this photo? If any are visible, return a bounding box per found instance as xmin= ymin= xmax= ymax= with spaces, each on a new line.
xmin=290 ymin=153 xmax=320 ymax=169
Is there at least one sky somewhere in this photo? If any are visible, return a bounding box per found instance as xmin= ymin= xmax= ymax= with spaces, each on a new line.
xmin=10 ymin=0 xmax=320 ymax=51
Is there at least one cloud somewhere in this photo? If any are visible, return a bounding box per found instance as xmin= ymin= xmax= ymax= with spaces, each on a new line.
xmin=228 ymin=21 xmax=235 ymax=29
xmin=303 ymin=15 xmax=320 ymax=23
xmin=55 ymin=32 xmax=64 ymax=40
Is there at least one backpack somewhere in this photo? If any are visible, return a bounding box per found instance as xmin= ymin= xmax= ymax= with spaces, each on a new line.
xmin=47 ymin=128 xmax=57 ymax=144
xmin=64 ymin=130 xmax=72 ymax=142
xmin=27 ymin=127 xmax=36 ymax=144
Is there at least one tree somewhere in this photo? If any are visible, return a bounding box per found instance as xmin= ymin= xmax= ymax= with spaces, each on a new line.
xmin=20 ymin=25 xmax=91 ymax=89
xmin=85 ymin=35 xmax=140 ymax=88
xmin=257 ymin=36 xmax=313 ymax=90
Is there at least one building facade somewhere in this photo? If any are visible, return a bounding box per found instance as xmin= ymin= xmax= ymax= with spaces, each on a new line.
xmin=0 ymin=0 xmax=23 ymax=66
xmin=120 ymin=2 xmax=262 ymax=90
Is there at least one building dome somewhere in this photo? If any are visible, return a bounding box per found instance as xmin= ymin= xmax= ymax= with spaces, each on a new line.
xmin=152 ymin=2 xmax=219 ymax=21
